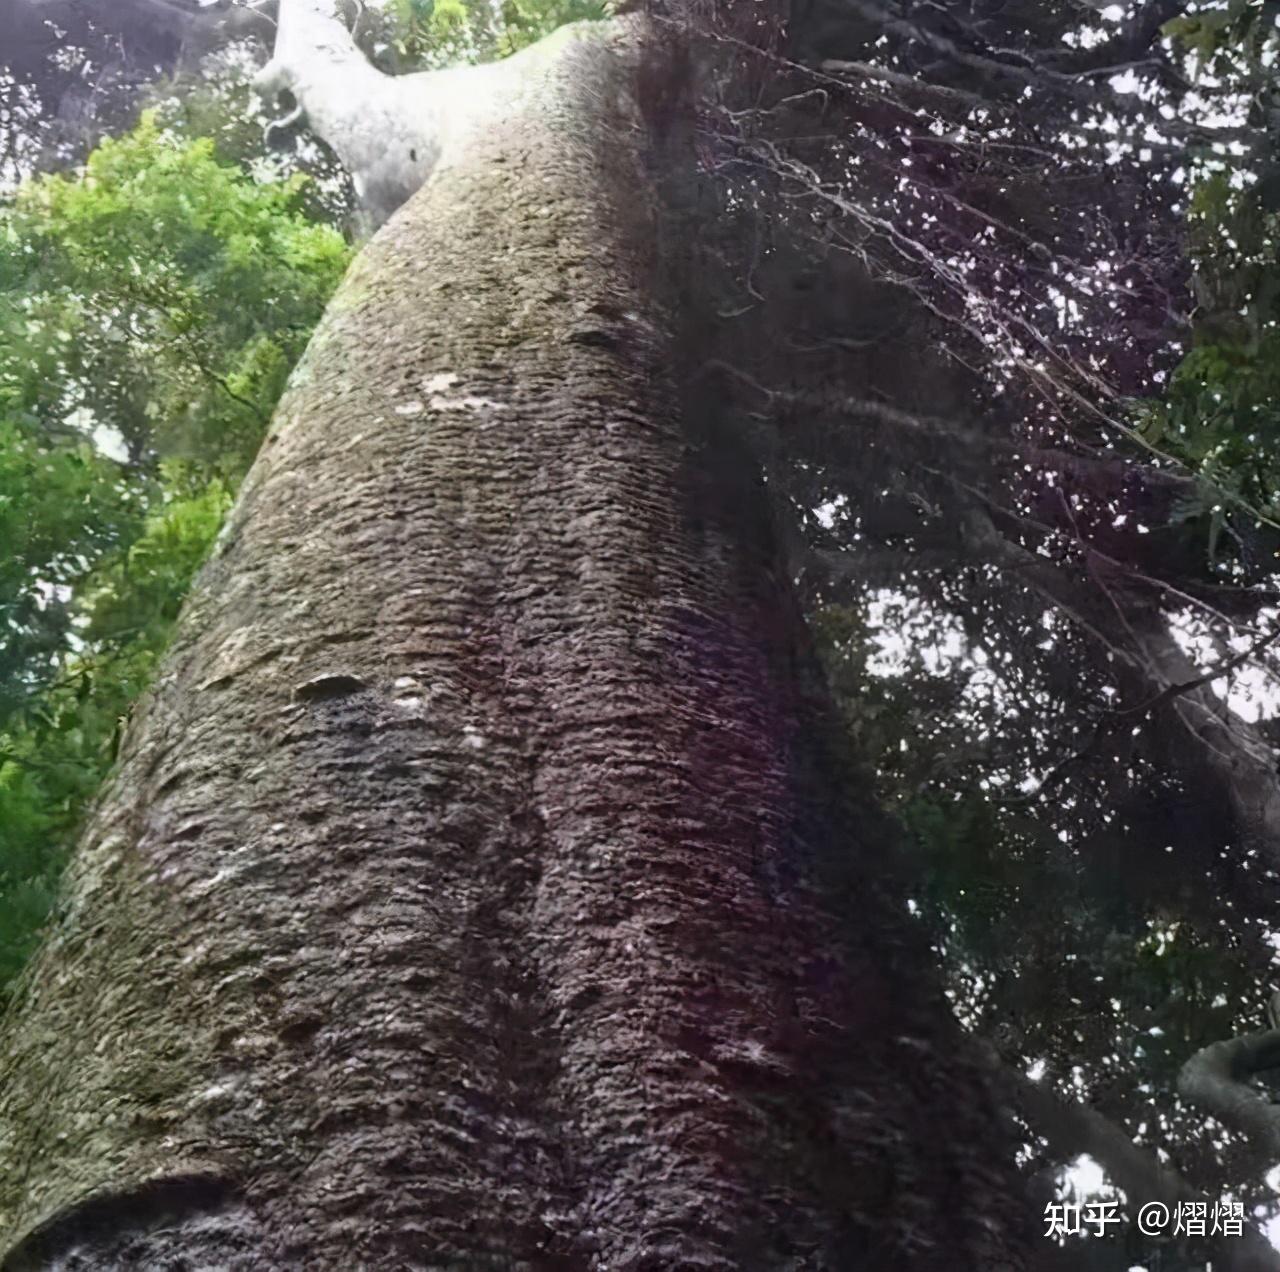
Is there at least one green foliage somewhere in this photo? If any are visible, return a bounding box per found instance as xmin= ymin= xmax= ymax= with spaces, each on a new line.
xmin=383 ymin=0 xmax=612 ymax=67
xmin=1132 ymin=164 xmax=1280 ymax=565
xmin=1163 ymin=0 xmax=1277 ymax=76
xmin=2 ymin=113 xmax=348 ymax=476
xmin=1131 ymin=4 xmax=1280 ymax=562
xmin=494 ymin=0 xmax=611 ymax=55
xmin=0 ymin=115 xmax=349 ymax=996
xmin=0 ymin=423 xmax=142 ymax=717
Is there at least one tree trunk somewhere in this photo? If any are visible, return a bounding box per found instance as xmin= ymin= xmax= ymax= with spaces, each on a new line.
xmin=0 ymin=20 xmax=1026 ymax=1270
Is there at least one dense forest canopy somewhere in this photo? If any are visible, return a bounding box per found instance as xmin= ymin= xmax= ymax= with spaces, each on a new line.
xmin=5 ymin=0 xmax=1280 ymax=1267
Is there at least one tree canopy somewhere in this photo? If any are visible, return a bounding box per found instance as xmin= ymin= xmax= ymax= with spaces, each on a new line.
xmin=0 ymin=110 xmax=349 ymax=986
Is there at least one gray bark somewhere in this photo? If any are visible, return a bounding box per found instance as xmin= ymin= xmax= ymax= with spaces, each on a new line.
xmin=253 ymin=0 xmax=498 ymax=226
xmin=1180 ymin=1028 xmax=1280 ymax=1162
xmin=0 ymin=18 xmax=1026 ymax=1270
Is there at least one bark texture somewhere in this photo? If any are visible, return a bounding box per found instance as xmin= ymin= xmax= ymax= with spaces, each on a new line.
xmin=0 ymin=19 xmax=1025 ymax=1270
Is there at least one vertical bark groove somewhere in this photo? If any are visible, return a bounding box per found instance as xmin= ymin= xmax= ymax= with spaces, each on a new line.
xmin=0 ymin=19 xmax=1025 ymax=1270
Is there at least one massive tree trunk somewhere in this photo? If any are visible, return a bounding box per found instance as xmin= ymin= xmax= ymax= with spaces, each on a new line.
xmin=0 ymin=18 xmax=1026 ymax=1269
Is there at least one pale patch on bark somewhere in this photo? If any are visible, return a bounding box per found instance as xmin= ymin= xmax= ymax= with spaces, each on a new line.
xmin=255 ymin=0 xmax=577 ymax=226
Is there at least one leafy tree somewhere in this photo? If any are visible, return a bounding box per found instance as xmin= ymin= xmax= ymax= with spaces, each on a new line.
xmin=378 ymin=0 xmax=614 ymax=67
xmin=0 ymin=112 xmax=348 ymax=994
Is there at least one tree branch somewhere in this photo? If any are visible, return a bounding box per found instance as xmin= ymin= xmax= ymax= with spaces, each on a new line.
xmin=819 ymin=57 xmax=990 ymax=112
xmin=1180 ymin=1028 xmax=1280 ymax=1160
xmin=828 ymin=0 xmax=1242 ymax=150
xmin=1052 ymin=1 xmax=1189 ymax=75
xmin=838 ymin=0 xmax=1099 ymax=104
xmin=251 ymin=0 xmax=519 ymax=225
xmin=959 ymin=506 xmax=1280 ymax=863
xmin=980 ymin=1040 xmax=1280 ymax=1272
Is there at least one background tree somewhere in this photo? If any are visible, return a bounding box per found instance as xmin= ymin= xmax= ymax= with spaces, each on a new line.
xmin=0 ymin=116 xmax=347 ymax=986
xmin=712 ymin=3 xmax=1280 ymax=1267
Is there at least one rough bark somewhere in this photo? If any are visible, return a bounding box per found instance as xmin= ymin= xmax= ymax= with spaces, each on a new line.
xmin=0 ymin=18 xmax=1026 ymax=1270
